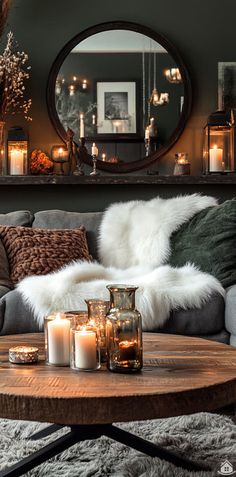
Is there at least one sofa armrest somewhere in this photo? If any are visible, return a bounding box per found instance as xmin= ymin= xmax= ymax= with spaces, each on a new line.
xmin=225 ymin=285 xmax=236 ymax=346
xmin=0 ymin=289 xmax=42 ymax=335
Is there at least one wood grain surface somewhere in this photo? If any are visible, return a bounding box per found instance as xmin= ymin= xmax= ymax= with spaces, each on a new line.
xmin=0 ymin=333 xmax=236 ymax=425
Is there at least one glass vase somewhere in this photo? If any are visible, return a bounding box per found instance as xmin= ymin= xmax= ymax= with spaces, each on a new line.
xmin=85 ymin=299 xmax=109 ymax=363
xmin=106 ymin=285 xmax=143 ymax=373
xmin=0 ymin=121 xmax=6 ymax=175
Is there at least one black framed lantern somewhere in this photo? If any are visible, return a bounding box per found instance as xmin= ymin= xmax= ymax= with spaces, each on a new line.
xmin=203 ymin=110 xmax=235 ymax=174
xmin=7 ymin=126 xmax=28 ymax=175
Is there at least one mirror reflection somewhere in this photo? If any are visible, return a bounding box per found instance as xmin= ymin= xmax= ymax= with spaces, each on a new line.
xmin=54 ymin=28 xmax=185 ymax=166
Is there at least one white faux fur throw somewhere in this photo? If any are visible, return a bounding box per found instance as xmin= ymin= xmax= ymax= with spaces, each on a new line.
xmin=18 ymin=194 xmax=224 ymax=330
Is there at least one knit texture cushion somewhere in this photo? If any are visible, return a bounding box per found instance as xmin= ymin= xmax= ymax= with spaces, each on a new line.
xmin=0 ymin=239 xmax=12 ymax=288
xmin=169 ymin=199 xmax=236 ymax=288
xmin=0 ymin=225 xmax=92 ymax=284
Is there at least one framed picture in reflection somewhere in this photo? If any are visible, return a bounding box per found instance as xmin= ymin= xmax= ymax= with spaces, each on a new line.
xmin=96 ymin=81 xmax=137 ymax=135
xmin=218 ymin=62 xmax=236 ymax=110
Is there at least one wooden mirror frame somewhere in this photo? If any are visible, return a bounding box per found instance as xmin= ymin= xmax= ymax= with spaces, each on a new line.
xmin=47 ymin=21 xmax=192 ymax=173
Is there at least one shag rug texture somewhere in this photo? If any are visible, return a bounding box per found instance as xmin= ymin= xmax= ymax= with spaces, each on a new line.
xmin=18 ymin=194 xmax=224 ymax=329
xmin=0 ymin=413 xmax=236 ymax=476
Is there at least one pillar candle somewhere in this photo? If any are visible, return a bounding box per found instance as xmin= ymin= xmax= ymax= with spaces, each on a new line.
xmin=80 ymin=114 xmax=85 ymax=138
xmin=145 ymin=127 xmax=150 ymax=140
xmin=75 ymin=329 xmax=97 ymax=369
xmin=10 ymin=149 xmax=24 ymax=175
xmin=91 ymin=142 xmax=98 ymax=156
xmin=47 ymin=312 xmax=71 ymax=365
xmin=209 ymin=146 xmax=223 ymax=172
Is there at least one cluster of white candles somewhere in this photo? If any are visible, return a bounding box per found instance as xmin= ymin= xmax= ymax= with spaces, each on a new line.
xmin=46 ymin=312 xmax=98 ymax=370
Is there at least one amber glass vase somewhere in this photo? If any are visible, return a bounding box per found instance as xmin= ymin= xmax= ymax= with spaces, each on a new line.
xmin=106 ymin=285 xmax=143 ymax=373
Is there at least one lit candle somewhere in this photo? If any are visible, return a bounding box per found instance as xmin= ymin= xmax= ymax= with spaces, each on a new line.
xmin=47 ymin=312 xmax=71 ymax=366
xmin=58 ymin=147 xmax=63 ymax=158
xmin=91 ymin=142 xmax=98 ymax=156
xmin=10 ymin=149 xmax=24 ymax=175
xmin=82 ymin=79 xmax=87 ymax=90
xmin=69 ymin=84 xmax=75 ymax=96
xmin=73 ymin=76 xmax=77 ymax=82
xmin=209 ymin=145 xmax=223 ymax=172
xmin=9 ymin=346 xmax=39 ymax=364
xmin=92 ymin=114 xmax=96 ymax=125
xmin=102 ymin=153 xmax=106 ymax=161
xmin=114 ymin=121 xmax=120 ymax=133
xmin=80 ymin=113 xmax=85 ymax=138
xmin=119 ymin=341 xmax=137 ymax=361
xmin=145 ymin=127 xmax=150 ymax=140
xmin=75 ymin=329 xmax=97 ymax=369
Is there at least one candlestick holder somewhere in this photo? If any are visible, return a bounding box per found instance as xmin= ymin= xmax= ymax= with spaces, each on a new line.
xmin=70 ymin=323 xmax=101 ymax=371
xmin=44 ymin=312 xmax=75 ymax=366
xmin=106 ymin=285 xmax=143 ymax=373
xmin=90 ymin=154 xmax=99 ymax=175
xmin=144 ymin=138 xmax=151 ymax=157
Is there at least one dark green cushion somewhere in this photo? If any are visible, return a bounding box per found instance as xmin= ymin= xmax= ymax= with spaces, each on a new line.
xmin=169 ymin=199 xmax=236 ymax=288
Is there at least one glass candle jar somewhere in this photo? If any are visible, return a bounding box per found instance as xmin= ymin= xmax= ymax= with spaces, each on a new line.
xmin=70 ymin=323 xmax=101 ymax=371
xmin=44 ymin=312 xmax=75 ymax=366
xmin=106 ymin=285 xmax=143 ymax=373
xmin=85 ymin=299 xmax=109 ymax=363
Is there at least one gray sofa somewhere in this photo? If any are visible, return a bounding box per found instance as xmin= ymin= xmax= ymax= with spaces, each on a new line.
xmin=0 ymin=208 xmax=232 ymax=344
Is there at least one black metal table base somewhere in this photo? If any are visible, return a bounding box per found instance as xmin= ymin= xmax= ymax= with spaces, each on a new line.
xmin=0 ymin=423 xmax=211 ymax=476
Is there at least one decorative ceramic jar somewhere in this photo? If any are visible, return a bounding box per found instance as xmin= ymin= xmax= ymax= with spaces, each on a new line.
xmin=106 ymin=285 xmax=143 ymax=373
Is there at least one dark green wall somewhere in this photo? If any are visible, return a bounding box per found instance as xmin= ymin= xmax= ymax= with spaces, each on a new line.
xmin=1 ymin=0 xmax=236 ymax=212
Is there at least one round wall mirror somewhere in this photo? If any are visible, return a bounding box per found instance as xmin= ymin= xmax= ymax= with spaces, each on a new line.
xmin=47 ymin=22 xmax=192 ymax=173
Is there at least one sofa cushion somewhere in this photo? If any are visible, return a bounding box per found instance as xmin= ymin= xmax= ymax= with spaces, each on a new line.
xmin=0 ymin=239 xmax=12 ymax=289
xmin=33 ymin=210 xmax=103 ymax=260
xmin=169 ymin=199 xmax=236 ymax=288
xmin=0 ymin=210 xmax=33 ymax=226
xmin=0 ymin=225 xmax=92 ymax=284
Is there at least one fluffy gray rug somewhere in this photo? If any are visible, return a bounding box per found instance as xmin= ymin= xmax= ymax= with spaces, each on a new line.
xmin=0 ymin=412 xmax=235 ymax=476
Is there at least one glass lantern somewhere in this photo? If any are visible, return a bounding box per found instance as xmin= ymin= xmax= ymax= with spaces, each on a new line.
xmin=7 ymin=126 xmax=28 ymax=175
xmin=106 ymin=285 xmax=143 ymax=373
xmin=203 ymin=110 xmax=235 ymax=174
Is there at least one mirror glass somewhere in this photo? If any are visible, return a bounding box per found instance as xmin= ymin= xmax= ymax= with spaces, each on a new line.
xmin=47 ymin=23 xmax=191 ymax=172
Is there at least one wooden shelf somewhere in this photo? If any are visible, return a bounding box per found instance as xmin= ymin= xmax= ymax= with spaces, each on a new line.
xmin=0 ymin=174 xmax=236 ymax=185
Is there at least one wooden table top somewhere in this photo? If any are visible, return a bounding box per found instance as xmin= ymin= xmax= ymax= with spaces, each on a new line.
xmin=0 ymin=333 xmax=236 ymax=425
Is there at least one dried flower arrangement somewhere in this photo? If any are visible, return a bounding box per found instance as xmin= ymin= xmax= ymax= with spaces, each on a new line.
xmin=30 ymin=150 xmax=53 ymax=175
xmin=0 ymin=31 xmax=32 ymax=121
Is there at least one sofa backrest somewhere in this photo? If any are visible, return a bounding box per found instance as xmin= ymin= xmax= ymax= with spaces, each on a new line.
xmin=33 ymin=210 xmax=103 ymax=260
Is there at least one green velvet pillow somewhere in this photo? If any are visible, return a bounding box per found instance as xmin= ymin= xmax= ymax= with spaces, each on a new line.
xmin=169 ymin=199 xmax=236 ymax=288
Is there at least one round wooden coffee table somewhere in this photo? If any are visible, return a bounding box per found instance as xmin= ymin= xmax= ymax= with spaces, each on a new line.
xmin=0 ymin=332 xmax=236 ymax=477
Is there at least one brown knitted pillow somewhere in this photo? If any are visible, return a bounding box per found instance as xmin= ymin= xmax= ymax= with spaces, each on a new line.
xmin=0 ymin=225 xmax=92 ymax=284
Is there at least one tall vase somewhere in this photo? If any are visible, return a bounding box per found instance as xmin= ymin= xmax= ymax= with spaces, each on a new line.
xmin=106 ymin=285 xmax=143 ymax=373
xmin=0 ymin=121 xmax=6 ymax=175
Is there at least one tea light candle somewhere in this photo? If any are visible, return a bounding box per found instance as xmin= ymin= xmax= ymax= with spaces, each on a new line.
xmin=209 ymin=145 xmax=223 ymax=172
xmin=119 ymin=341 xmax=136 ymax=361
xmin=9 ymin=346 xmax=39 ymax=364
xmin=9 ymin=149 xmax=24 ymax=175
xmin=47 ymin=312 xmax=71 ymax=366
xmin=75 ymin=329 xmax=97 ymax=369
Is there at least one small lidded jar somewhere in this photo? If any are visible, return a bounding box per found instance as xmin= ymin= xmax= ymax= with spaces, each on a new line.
xmin=106 ymin=285 xmax=143 ymax=373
